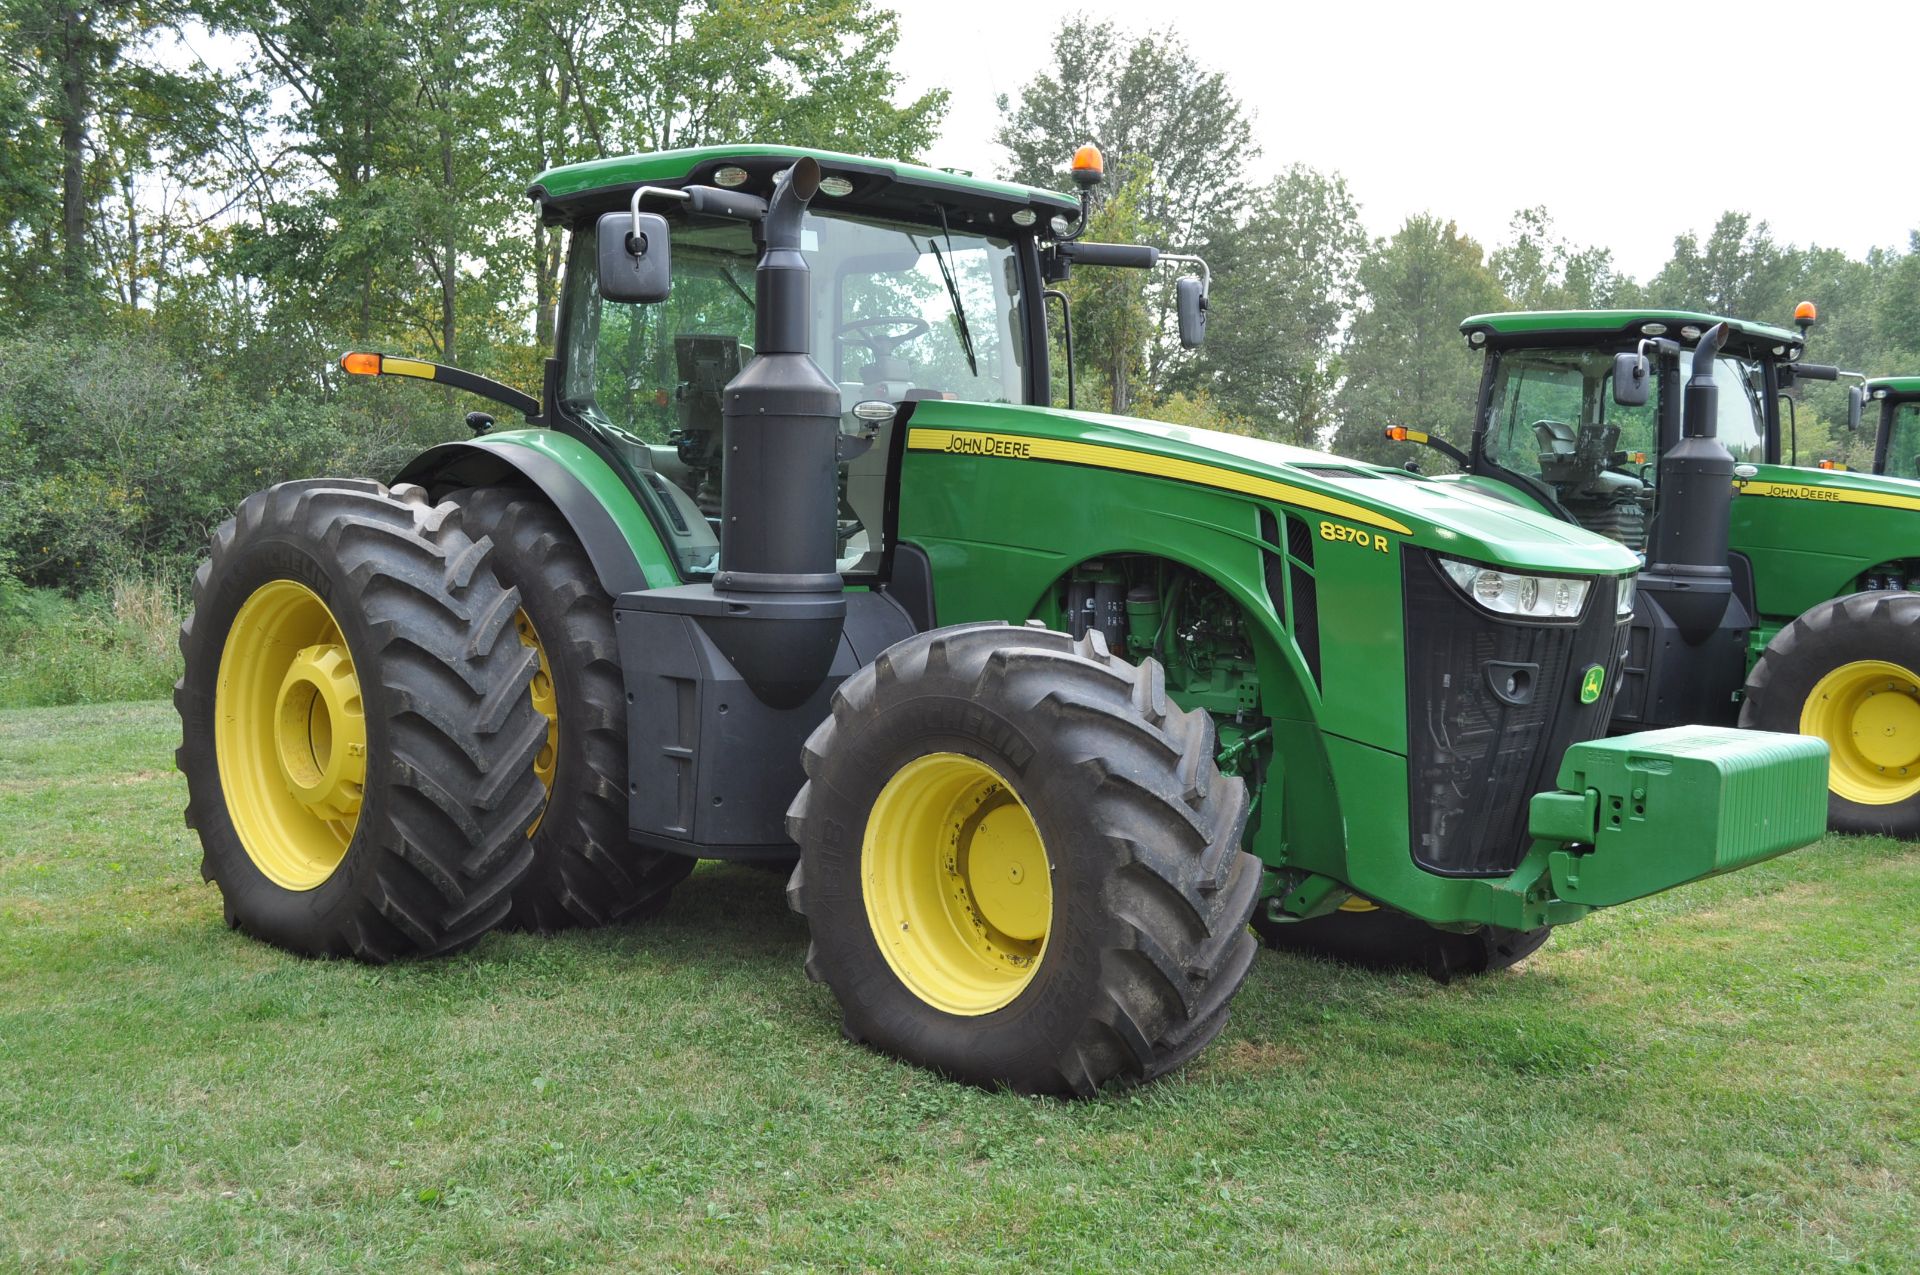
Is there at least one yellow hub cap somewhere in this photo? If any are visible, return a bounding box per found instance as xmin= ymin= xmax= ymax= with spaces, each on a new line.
xmin=862 ymin=753 xmax=1053 ymax=1016
xmin=514 ymin=609 xmax=559 ymax=835
xmin=1802 ymin=659 xmax=1920 ymax=806
xmin=215 ymin=581 xmax=365 ymax=890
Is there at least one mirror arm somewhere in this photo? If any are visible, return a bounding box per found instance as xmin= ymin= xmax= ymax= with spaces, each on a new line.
xmin=629 ymin=185 xmax=690 ymax=242
xmin=1159 ymin=253 xmax=1211 ymax=291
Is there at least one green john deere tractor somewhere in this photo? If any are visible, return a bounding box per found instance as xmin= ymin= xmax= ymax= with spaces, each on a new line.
xmin=1388 ymin=307 xmax=1920 ymax=837
xmin=175 ymin=145 xmax=1829 ymax=1095
xmin=1862 ymin=376 xmax=1920 ymax=480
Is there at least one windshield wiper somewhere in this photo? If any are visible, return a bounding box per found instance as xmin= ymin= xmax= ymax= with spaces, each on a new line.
xmin=926 ymin=206 xmax=977 ymax=377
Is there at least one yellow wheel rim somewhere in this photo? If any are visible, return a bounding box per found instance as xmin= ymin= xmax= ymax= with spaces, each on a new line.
xmin=1801 ymin=659 xmax=1920 ymax=806
xmin=214 ymin=580 xmax=366 ymax=890
xmin=862 ymin=753 xmax=1053 ymax=1016
xmin=514 ymin=609 xmax=559 ymax=835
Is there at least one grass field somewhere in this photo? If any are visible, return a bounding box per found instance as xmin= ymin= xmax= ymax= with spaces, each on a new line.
xmin=1 ymin=701 xmax=1915 ymax=1273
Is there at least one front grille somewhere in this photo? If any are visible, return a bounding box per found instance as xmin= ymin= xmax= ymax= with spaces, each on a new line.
xmin=1403 ymin=548 xmax=1628 ymax=876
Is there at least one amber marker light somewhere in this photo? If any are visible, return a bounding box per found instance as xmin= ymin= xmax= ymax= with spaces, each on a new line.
xmin=1794 ymin=301 xmax=1818 ymax=323
xmin=1070 ymin=143 xmax=1104 ymax=186
xmin=341 ymin=351 xmax=381 ymax=376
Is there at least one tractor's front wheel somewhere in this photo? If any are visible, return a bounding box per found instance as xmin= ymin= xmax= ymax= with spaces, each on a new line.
xmin=1253 ymin=902 xmax=1550 ymax=982
xmin=449 ymin=487 xmax=693 ymax=930
xmin=786 ymin=623 xmax=1261 ymax=1096
xmin=174 ymin=479 xmax=550 ymax=960
xmin=1742 ymin=591 xmax=1920 ymax=838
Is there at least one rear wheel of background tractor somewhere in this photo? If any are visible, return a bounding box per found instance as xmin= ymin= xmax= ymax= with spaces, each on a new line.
xmin=1253 ymin=901 xmax=1549 ymax=983
xmin=174 ymin=479 xmax=550 ymax=960
xmin=449 ymin=487 xmax=693 ymax=929
xmin=786 ymin=623 xmax=1262 ymax=1096
xmin=1741 ymin=591 xmax=1920 ymax=838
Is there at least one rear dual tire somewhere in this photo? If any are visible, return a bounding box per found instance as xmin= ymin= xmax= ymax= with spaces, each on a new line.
xmin=449 ymin=487 xmax=692 ymax=929
xmin=787 ymin=623 xmax=1262 ymax=1096
xmin=175 ymin=480 xmax=549 ymax=961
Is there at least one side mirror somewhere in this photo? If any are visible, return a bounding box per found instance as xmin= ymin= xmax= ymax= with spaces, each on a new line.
xmin=596 ymin=210 xmax=671 ymax=303
xmin=1177 ymin=276 xmax=1208 ymax=349
xmin=1612 ymin=351 xmax=1650 ymax=407
xmin=1847 ymin=384 xmax=1864 ymax=431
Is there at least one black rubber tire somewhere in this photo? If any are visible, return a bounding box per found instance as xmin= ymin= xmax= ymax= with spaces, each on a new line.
xmin=450 ymin=486 xmax=693 ymax=929
xmin=174 ymin=479 xmax=549 ymax=961
xmin=786 ymin=622 xmax=1262 ymax=1097
xmin=1741 ymin=591 xmax=1920 ymax=838
xmin=1253 ymin=906 xmax=1550 ymax=983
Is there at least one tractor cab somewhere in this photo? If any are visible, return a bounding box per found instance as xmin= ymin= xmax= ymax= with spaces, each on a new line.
xmin=1866 ymin=377 xmax=1920 ymax=479
xmin=522 ymin=145 xmax=1207 ymax=585
xmin=1453 ymin=310 xmax=1809 ymax=554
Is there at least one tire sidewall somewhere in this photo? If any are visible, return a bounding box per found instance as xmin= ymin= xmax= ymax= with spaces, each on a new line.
xmin=180 ymin=524 xmax=397 ymax=951
xmin=1745 ymin=595 xmax=1920 ymax=836
xmin=801 ymin=690 xmax=1125 ymax=1087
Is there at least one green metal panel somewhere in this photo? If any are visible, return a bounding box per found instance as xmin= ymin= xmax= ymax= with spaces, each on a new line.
xmin=1729 ymin=463 xmax=1920 ymax=622
xmin=1865 ymin=376 xmax=1920 ymax=397
xmin=530 ymin=145 xmax=1078 ymax=213
xmin=477 ymin=429 xmax=683 ymax=585
xmin=1530 ymin=725 xmax=1829 ymax=907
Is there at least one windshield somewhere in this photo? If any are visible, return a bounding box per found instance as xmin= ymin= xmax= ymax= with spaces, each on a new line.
xmin=560 ymin=210 xmax=1021 ymax=576
xmin=1887 ymin=402 xmax=1920 ymax=479
xmin=559 ymin=209 xmax=1025 ymax=577
xmin=1483 ymin=345 xmax=1766 ymax=484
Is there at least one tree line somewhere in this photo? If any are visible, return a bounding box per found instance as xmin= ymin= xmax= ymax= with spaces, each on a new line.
xmin=2 ymin=5 xmax=1914 ymax=599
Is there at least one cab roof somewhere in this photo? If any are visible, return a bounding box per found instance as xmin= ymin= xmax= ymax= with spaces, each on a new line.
xmin=1866 ymin=376 xmax=1920 ymax=399
xmin=1460 ymin=309 xmax=1805 ymax=356
xmin=528 ymin=144 xmax=1080 ymax=229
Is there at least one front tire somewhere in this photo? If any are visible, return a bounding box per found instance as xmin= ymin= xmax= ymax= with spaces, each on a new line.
xmin=1741 ymin=592 xmax=1920 ymax=838
xmin=1253 ymin=903 xmax=1549 ymax=982
xmin=786 ymin=623 xmax=1262 ymax=1096
xmin=174 ymin=480 xmax=549 ymax=960
xmin=450 ymin=487 xmax=693 ymax=930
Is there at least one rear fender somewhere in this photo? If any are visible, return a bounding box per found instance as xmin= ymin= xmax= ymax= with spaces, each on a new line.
xmin=396 ymin=431 xmax=681 ymax=595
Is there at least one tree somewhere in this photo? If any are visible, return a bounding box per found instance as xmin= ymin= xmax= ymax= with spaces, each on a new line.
xmin=1491 ymin=206 xmax=1628 ymax=310
xmin=1331 ymin=215 xmax=1505 ymax=466
xmin=995 ymin=15 xmax=1256 ymax=393
xmin=1171 ymin=166 xmax=1366 ymax=445
xmin=1055 ymin=169 xmax=1155 ymax=415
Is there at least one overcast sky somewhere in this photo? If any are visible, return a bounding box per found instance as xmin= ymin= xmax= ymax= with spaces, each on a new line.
xmin=892 ymin=0 xmax=1919 ymax=281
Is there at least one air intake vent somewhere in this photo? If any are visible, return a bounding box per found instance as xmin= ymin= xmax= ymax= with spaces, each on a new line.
xmin=1286 ymin=513 xmax=1315 ymax=567
xmin=1263 ymin=511 xmax=1322 ymax=687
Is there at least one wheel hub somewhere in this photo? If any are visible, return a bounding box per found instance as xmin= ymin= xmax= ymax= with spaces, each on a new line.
xmin=1802 ymin=658 xmax=1920 ymax=806
xmin=862 ymin=752 xmax=1053 ymax=1016
xmin=214 ymin=579 xmax=365 ymax=890
xmin=514 ymin=609 xmax=559 ymax=834
xmin=272 ymin=643 xmax=366 ymax=824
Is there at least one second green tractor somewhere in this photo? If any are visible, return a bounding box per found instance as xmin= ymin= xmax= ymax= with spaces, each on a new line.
xmin=1389 ymin=307 xmax=1920 ymax=837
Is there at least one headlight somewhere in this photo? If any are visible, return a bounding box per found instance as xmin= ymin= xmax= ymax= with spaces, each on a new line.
xmin=1439 ymin=558 xmax=1590 ymax=619
xmin=1617 ymin=574 xmax=1636 ymax=617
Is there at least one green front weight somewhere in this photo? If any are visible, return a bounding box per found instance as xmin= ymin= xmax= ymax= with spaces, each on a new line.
xmin=1528 ymin=725 xmax=1830 ymax=908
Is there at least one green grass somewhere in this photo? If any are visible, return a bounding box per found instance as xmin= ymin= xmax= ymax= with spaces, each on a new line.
xmin=2 ymin=702 xmax=1915 ymax=1273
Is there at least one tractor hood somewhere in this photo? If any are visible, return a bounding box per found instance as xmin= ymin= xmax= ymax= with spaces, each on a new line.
xmin=902 ymin=401 xmax=1641 ymax=577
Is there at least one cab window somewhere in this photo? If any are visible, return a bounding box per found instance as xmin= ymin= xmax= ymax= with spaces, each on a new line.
xmin=557 ymin=211 xmax=1026 ymax=579
xmin=1887 ymin=402 xmax=1920 ymax=479
xmin=1483 ymin=348 xmax=1657 ymax=480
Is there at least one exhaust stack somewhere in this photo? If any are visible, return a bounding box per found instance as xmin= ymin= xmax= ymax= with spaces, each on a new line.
xmin=1642 ymin=322 xmax=1735 ymax=642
